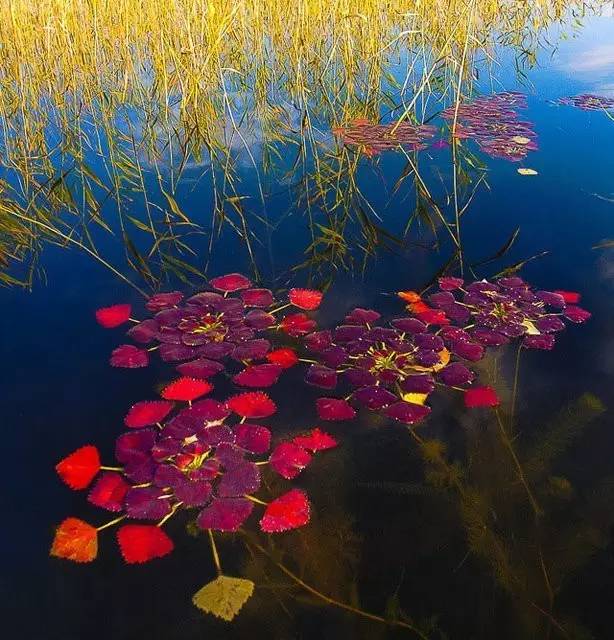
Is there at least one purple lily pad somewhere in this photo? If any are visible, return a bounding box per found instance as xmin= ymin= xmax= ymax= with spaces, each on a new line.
xmin=197 ymin=497 xmax=254 ymax=531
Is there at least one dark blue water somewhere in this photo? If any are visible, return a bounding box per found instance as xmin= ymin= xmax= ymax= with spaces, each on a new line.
xmin=2 ymin=13 xmax=614 ymax=640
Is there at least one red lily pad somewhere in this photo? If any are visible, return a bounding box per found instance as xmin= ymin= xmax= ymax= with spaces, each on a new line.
xmin=190 ymin=398 xmax=231 ymax=423
xmin=305 ymin=364 xmax=338 ymax=389
xmin=196 ymin=497 xmax=254 ymax=531
xmin=260 ymin=489 xmax=310 ymax=533
xmin=115 ymin=429 xmax=156 ymax=464
xmin=288 ymin=288 xmax=323 ymax=310
xmin=415 ymin=309 xmax=450 ymax=325
xmin=124 ymin=400 xmax=174 ymax=428
xmin=232 ymin=339 xmax=271 ymax=361
xmin=523 ymin=334 xmax=555 ymax=350
xmin=316 ymin=397 xmax=356 ymax=421
xmin=210 ymin=273 xmax=251 ymax=292
xmin=292 ymin=428 xmax=338 ymax=451
xmin=438 ymin=276 xmax=464 ymax=291
xmin=218 ymin=461 xmax=261 ymax=497
xmin=127 ymin=319 xmax=158 ymax=344
xmin=161 ymin=377 xmax=213 ymax=402
xmin=233 ymin=423 xmax=272 ymax=454
xmin=384 ymin=401 xmax=431 ymax=424
xmin=124 ymin=487 xmax=171 ymax=520
xmin=146 ymin=291 xmax=184 ymax=312
xmin=304 ymin=330 xmax=333 ymax=352
xmin=266 ymin=348 xmax=299 ymax=368
xmin=174 ymin=480 xmax=213 ymax=507
xmin=95 ymin=304 xmax=131 ymax=328
xmin=110 ymin=344 xmax=149 ymax=368
xmin=50 ymin=518 xmax=98 ymax=563
xmin=176 ymin=358 xmax=225 ymax=379
xmin=241 ymin=288 xmax=274 ymax=307
xmin=56 ymin=445 xmax=101 ymax=490
xmin=117 ymin=524 xmax=174 ymax=564
xmin=563 ymin=306 xmax=591 ymax=323
xmin=232 ymin=364 xmax=282 ymax=388
xmin=87 ymin=472 xmax=130 ymax=512
xmin=280 ymin=313 xmax=317 ymax=337
xmin=464 ymin=386 xmax=500 ymax=408
xmin=227 ymin=392 xmax=277 ymax=418
xmin=553 ymin=290 xmax=581 ymax=304
xmin=244 ymin=309 xmax=276 ymax=330
xmin=269 ymin=442 xmax=312 ymax=479
xmin=344 ymin=308 xmax=381 ymax=325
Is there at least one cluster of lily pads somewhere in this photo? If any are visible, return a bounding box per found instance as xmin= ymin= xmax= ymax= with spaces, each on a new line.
xmin=51 ymin=272 xmax=590 ymax=610
xmin=442 ymin=91 xmax=538 ymax=161
xmin=301 ymin=276 xmax=589 ymax=424
xmin=332 ymin=118 xmax=437 ymax=157
xmin=558 ymin=94 xmax=614 ymax=111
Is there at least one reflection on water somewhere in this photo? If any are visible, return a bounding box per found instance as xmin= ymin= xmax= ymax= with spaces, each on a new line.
xmin=1 ymin=1 xmax=614 ymax=639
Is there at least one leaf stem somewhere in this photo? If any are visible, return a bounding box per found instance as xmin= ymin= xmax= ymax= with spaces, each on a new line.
xmin=208 ymin=529 xmax=222 ymax=576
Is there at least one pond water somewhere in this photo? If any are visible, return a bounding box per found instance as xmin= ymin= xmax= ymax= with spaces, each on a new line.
xmin=1 ymin=3 xmax=614 ymax=639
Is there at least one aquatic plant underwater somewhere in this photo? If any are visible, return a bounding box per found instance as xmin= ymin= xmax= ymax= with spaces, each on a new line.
xmin=51 ymin=272 xmax=592 ymax=627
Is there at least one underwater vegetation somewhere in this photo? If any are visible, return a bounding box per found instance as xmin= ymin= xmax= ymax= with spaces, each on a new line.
xmin=558 ymin=94 xmax=614 ymax=111
xmin=50 ymin=271 xmax=593 ymax=630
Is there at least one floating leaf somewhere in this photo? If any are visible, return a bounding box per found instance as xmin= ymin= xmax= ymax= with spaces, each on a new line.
xmin=511 ymin=135 xmax=531 ymax=145
xmin=265 ymin=348 xmax=298 ymax=368
xmin=50 ymin=518 xmax=98 ymax=563
xmin=197 ymin=497 xmax=253 ymax=531
xmin=384 ymin=401 xmax=431 ymax=424
xmin=517 ymin=168 xmax=538 ymax=175
xmin=87 ymin=472 xmax=130 ymax=511
xmin=397 ymin=291 xmax=421 ymax=303
xmin=260 ymin=489 xmax=310 ymax=533
xmin=117 ymin=524 xmax=174 ymax=563
xmin=110 ymin=344 xmax=149 ymax=368
xmin=56 ymin=445 xmax=101 ymax=489
xmin=226 ymin=392 xmax=277 ymax=418
xmin=354 ymin=385 xmax=397 ymax=410
xmin=241 ymin=288 xmax=274 ymax=308
xmin=218 ymin=461 xmax=261 ymax=497
xmin=161 ymin=377 xmax=213 ymax=402
xmin=279 ymin=313 xmax=317 ymax=336
xmin=438 ymin=276 xmax=464 ymax=291
xmin=316 ymin=397 xmax=356 ymax=421
xmin=292 ymin=428 xmax=338 ymax=451
xmin=124 ymin=400 xmax=174 ymax=428
xmin=563 ymin=305 xmax=591 ymax=323
xmin=269 ymin=442 xmax=312 ymax=479
xmin=177 ymin=358 xmax=225 ymax=379
xmin=232 ymin=364 xmax=282 ymax=388
xmin=124 ymin=487 xmax=172 ymax=520
xmin=464 ymin=386 xmax=500 ymax=408
xmin=305 ymin=364 xmax=338 ymax=389
xmin=192 ymin=576 xmax=255 ymax=621
xmin=210 ymin=273 xmax=251 ymax=292
xmin=553 ymin=290 xmax=581 ymax=304
xmin=401 ymin=392 xmax=429 ymax=405
xmin=288 ymin=288 xmax=323 ymax=310
xmin=233 ymin=423 xmax=271 ymax=454
xmin=146 ymin=291 xmax=183 ymax=312
xmin=95 ymin=304 xmax=131 ymax=328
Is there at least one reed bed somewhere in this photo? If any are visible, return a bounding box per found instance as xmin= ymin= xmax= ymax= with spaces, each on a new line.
xmin=0 ymin=0 xmax=597 ymax=288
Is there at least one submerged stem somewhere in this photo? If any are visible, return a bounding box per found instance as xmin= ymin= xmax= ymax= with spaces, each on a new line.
xmin=208 ymin=529 xmax=222 ymax=576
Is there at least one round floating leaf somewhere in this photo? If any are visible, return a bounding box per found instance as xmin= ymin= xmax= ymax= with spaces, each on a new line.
xmin=174 ymin=479 xmax=212 ymax=507
xmin=344 ymin=308 xmax=381 ymax=325
xmin=266 ymin=348 xmax=299 ymax=368
xmin=244 ymin=309 xmax=276 ymax=330
xmin=124 ymin=487 xmax=172 ymax=520
xmin=304 ymin=330 xmax=333 ymax=352
xmin=280 ymin=313 xmax=317 ymax=337
xmin=110 ymin=344 xmax=149 ymax=368
xmin=127 ymin=319 xmax=158 ymax=344
xmin=232 ymin=364 xmax=282 ymax=388
xmin=218 ymin=461 xmax=261 ymax=497
xmin=95 ymin=304 xmax=131 ymax=328
xmin=210 ymin=273 xmax=251 ymax=292
xmin=523 ymin=334 xmax=555 ymax=350
xmin=553 ymin=290 xmax=580 ymax=304
xmin=50 ymin=518 xmax=98 ymax=563
xmin=305 ymin=364 xmax=338 ymax=390
xmin=190 ymin=398 xmax=232 ymax=423
xmin=192 ymin=575 xmax=255 ymax=622
xmin=269 ymin=442 xmax=312 ymax=479
xmin=233 ymin=423 xmax=271 ymax=454
xmin=117 ymin=524 xmax=174 ymax=564
xmin=384 ymin=401 xmax=431 ymax=424
xmin=161 ymin=377 xmax=213 ymax=402
xmin=563 ymin=306 xmax=591 ymax=323
xmin=227 ymin=392 xmax=277 ymax=418
xmin=87 ymin=472 xmax=130 ymax=512
xmin=146 ymin=291 xmax=183 ymax=312
xmin=288 ymin=288 xmax=323 ymax=310
xmin=115 ymin=429 xmax=156 ymax=464
xmin=464 ymin=386 xmax=500 ymax=408
xmin=177 ymin=358 xmax=225 ymax=379
xmin=438 ymin=276 xmax=464 ymax=291
xmin=124 ymin=400 xmax=174 ymax=428
xmin=240 ymin=288 xmax=274 ymax=308
xmin=517 ymin=168 xmax=538 ymax=175
xmin=56 ymin=445 xmax=101 ymax=490
xmin=197 ymin=497 xmax=254 ymax=531
xmin=316 ymin=397 xmax=356 ymax=421
xmin=232 ymin=339 xmax=271 ymax=361
xmin=292 ymin=428 xmax=338 ymax=451
xmin=354 ymin=385 xmax=397 ymax=410
xmin=260 ymin=489 xmax=310 ymax=533
xmin=159 ymin=343 xmax=197 ymax=362
xmin=439 ymin=363 xmax=475 ymax=387
xmin=511 ymin=135 xmax=531 ymax=144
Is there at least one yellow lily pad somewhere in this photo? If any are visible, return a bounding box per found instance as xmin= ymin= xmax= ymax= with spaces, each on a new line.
xmin=402 ymin=392 xmax=429 ymax=405
xmin=517 ymin=168 xmax=538 ymax=176
xmin=511 ymin=135 xmax=531 ymax=145
xmin=193 ymin=575 xmax=255 ymax=621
